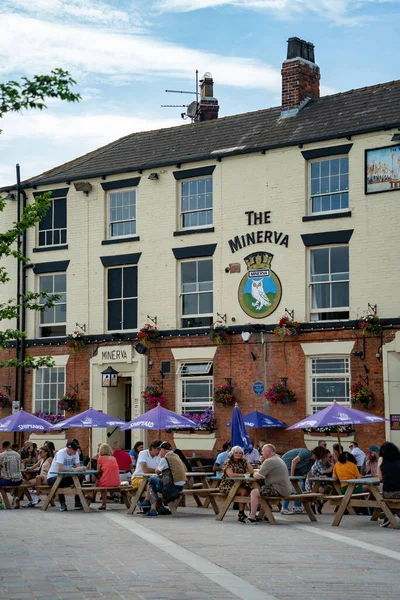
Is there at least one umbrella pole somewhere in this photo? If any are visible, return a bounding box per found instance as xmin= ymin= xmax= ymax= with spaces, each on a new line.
xmin=336 ymin=426 xmax=343 ymax=453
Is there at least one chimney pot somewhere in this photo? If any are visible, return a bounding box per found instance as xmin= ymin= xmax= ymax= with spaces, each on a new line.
xmin=198 ymin=72 xmax=219 ymax=122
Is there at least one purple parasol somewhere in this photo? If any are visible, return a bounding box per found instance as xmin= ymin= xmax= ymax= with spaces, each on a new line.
xmin=51 ymin=408 xmax=126 ymax=430
xmin=0 ymin=410 xmax=52 ymax=432
xmin=286 ymin=403 xmax=388 ymax=430
xmin=120 ymin=405 xmax=197 ymax=431
xmin=226 ymin=410 xmax=287 ymax=428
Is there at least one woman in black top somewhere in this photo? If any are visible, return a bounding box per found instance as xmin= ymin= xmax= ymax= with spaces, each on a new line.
xmin=377 ymin=442 xmax=400 ymax=527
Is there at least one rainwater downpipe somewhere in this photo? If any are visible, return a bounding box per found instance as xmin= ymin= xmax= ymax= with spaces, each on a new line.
xmin=15 ymin=166 xmax=21 ymax=406
xmin=17 ymin=165 xmax=28 ymax=409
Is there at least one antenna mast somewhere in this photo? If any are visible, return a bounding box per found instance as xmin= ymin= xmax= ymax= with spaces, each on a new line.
xmin=161 ymin=70 xmax=200 ymax=122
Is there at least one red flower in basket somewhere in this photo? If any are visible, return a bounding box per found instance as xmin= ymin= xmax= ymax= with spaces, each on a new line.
xmin=138 ymin=324 xmax=161 ymax=347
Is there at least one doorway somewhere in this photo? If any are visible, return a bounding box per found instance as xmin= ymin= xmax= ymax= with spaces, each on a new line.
xmin=124 ymin=382 xmax=132 ymax=451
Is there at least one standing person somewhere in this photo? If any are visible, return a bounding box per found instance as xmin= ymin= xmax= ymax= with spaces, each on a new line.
xmin=219 ymin=446 xmax=254 ymax=523
xmin=46 ymin=441 xmax=86 ymax=512
xmin=349 ymin=442 xmax=366 ymax=470
xmin=129 ymin=441 xmax=144 ymax=467
xmin=377 ymin=442 xmax=400 ymax=527
xmin=112 ymin=441 xmax=133 ymax=482
xmin=280 ymin=447 xmax=316 ymax=515
xmin=96 ymin=443 xmax=121 ymax=511
xmin=245 ymin=444 xmax=291 ymax=524
xmin=0 ymin=440 xmax=22 ymax=486
xmin=212 ymin=442 xmax=231 ymax=479
xmin=143 ymin=442 xmax=187 ymax=517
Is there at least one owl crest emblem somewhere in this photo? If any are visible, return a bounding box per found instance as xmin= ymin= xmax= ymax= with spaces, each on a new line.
xmin=238 ymin=252 xmax=282 ymax=318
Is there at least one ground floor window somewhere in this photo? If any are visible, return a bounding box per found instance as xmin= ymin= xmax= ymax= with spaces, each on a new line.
xmin=310 ymin=356 xmax=350 ymax=412
xmin=34 ymin=366 xmax=65 ymax=415
xmin=177 ymin=362 xmax=213 ymax=413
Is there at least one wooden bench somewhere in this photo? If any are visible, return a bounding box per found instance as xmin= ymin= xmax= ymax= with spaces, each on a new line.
xmin=0 ymin=484 xmax=55 ymax=509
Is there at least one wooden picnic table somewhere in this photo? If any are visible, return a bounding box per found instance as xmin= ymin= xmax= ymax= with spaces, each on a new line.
xmin=214 ymin=477 xmax=321 ymax=524
xmin=41 ymin=470 xmax=98 ymax=513
xmin=309 ymin=477 xmax=342 ymax=495
xmin=329 ymin=477 xmax=399 ymax=528
xmin=289 ymin=475 xmax=306 ymax=494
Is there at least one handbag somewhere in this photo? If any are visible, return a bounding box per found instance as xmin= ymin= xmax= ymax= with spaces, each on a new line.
xmin=161 ymin=465 xmax=181 ymax=504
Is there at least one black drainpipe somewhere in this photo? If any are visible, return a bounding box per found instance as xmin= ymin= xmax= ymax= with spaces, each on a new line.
xmin=15 ymin=165 xmax=21 ymax=406
xmin=17 ymin=165 xmax=28 ymax=410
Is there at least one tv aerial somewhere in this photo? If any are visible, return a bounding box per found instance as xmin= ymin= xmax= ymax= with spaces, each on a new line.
xmin=161 ymin=70 xmax=200 ymax=122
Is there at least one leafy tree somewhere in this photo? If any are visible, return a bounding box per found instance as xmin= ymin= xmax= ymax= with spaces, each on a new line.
xmin=0 ymin=69 xmax=80 ymax=369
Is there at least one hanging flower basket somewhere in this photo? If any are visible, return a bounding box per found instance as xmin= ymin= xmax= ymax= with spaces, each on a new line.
xmin=66 ymin=331 xmax=87 ymax=353
xmin=274 ymin=316 xmax=301 ymax=340
xmin=264 ymin=381 xmax=296 ymax=405
xmin=58 ymin=393 xmax=81 ymax=413
xmin=182 ymin=408 xmax=216 ymax=431
xmin=142 ymin=384 xmax=165 ymax=409
xmin=302 ymin=425 xmax=355 ymax=435
xmin=0 ymin=392 xmax=10 ymax=409
xmin=213 ymin=383 xmax=234 ymax=406
xmin=359 ymin=312 xmax=382 ymax=337
xmin=34 ymin=412 xmax=65 ymax=425
xmin=351 ymin=381 xmax=374 ymax=408
xmin=138 ymin=324 xmax=161 ymax=347
xmin=210 ymin=321 xmax=229 ymax=345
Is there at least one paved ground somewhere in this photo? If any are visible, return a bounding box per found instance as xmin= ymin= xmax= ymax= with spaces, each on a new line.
xmin=1 ymin=499 xmax=400 ymax=600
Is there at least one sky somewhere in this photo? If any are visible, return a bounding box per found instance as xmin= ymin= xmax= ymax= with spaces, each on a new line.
xmin=0 ymin=0 xmax=400 ymax=187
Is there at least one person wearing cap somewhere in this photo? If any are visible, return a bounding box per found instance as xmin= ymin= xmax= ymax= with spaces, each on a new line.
xmin=46 ymin=440 xmax=86 ymax=512
xmin=364 ymin=444 xmax=380 ymax=477
xmin=142 ymin=442 xmax=187 ymax=517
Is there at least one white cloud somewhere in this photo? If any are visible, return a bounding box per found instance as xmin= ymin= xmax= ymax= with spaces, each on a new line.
xmin=0 ymin=13 xmax=281 ymax=91
xmin=155 ymin=0 xmax=400 ymax=25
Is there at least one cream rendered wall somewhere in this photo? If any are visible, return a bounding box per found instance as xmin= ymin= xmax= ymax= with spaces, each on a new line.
xmin=0 ymin=196 xmax=19 ymax=333
xmin=2 ymin=128 xmax=400 ymax=340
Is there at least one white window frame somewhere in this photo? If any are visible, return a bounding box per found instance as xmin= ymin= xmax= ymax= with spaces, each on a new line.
xmin=38 ymin=272 xmax=67 ymax=338
xmin=309 ymin=155 xmax=349 ymax=216
xmin=180 ymin=176 xmax=213 ymax=230
xmin=308 ymin=356 xmax=351 ymax=413
xmin=176 ymin=361 xmax=214 ymax=414
xmin=309 ymin=245 xmax=349 ymax=322
xmin=180 ymin=258 xmax=213 ymax=328
xmin=108 ymin=188 xmax=137 ymax=239
xmin=34 ymin=366 xmax=66 ymax=415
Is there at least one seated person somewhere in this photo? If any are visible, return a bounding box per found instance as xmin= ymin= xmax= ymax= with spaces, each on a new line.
xmin=333 ymin=451 xmax=362 ymax=494
xmin=142 ymin=441 xmax=187 ymax=517
xmin=364 ymin=445 xmax=380 ymax=476
xmin=25 ymin=446 xmax=53 ymax=506
xmin=212 ymin=442 xmax=230 ymax=479
xmin=377 ymin=442 xmax=400 ymax=527
xmin=46 ymin=440 xmax=86 ymax=512
xmin=20 ymin=441 xmax=37 ymax=467
xmin=132 ymin=440 xmax=161 ymax=490
xmin=97 ymin=443 xmax=121 ymax=511
xmin=112 ymin=441 xmax=133 ymax=482
xmin=246 ymin=443 xmax=291 ymax=523
xmin=0 ymin=440 xmax=22 ymax=486
xmin=245 ymin=445 xmax=261 ymax=465
xmin=129 ymin=441 xmax=144 ymax=468
xmin=219 ymin=446 xmax=254 ymax=523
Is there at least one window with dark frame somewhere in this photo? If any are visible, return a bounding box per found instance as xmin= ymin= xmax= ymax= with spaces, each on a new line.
xmin=181 ymin=177 xmax=213 ymax=229
xmin=310 ymin=245 xmax=349 ymax=321
xmin=38 ymin=197 xmax=67 ymax=246
xmin=180 ymin=258 xmax=213 ymax=328
xmin=107 ymin=265 xmax=138 ymax=331
xmin=39 ymin=273 xmax=67 ymax=337
xmin=310 ymin=156 xmax=349 ymax=215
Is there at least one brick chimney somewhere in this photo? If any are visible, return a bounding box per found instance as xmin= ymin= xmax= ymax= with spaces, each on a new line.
xmin=198 ymin=72 xmax=219 ymax=122
xmin=281 ymin=37 xmax=320 ymax=116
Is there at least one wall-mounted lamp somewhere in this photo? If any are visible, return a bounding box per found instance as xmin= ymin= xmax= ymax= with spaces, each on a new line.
xmin=6 ymin=192 xmax=16 ymax=201
xmin=101 ymin=366 xmax=119 ymax=387
xmin=391 ymin=133 xmax=400 ymax=142
xmin=74 ymin=181 xmax=92 ymax=195
xmin=148 ymin=173 xmax=159 ymax=181
xmin=135 ymin=342 xmax=147 ymax=355
xmin=241 ymin=331 xmax=251 ymax=343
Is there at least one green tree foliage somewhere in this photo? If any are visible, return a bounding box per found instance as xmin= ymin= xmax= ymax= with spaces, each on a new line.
xmin=0 ymin=69 xmax=80 ymax=368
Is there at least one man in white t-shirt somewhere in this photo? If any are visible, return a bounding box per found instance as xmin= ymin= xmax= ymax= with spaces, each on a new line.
xmin=47 ymin=440 xmax=86 ymax=512
xmin=132 ymin=440 xmax=161 ymax=491
xmin=350 ymin=442 xmax=366 ymax=469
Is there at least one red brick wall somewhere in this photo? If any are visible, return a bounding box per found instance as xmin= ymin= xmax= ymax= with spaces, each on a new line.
xmin=0 ymin=330 xmax=390 ymax=456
